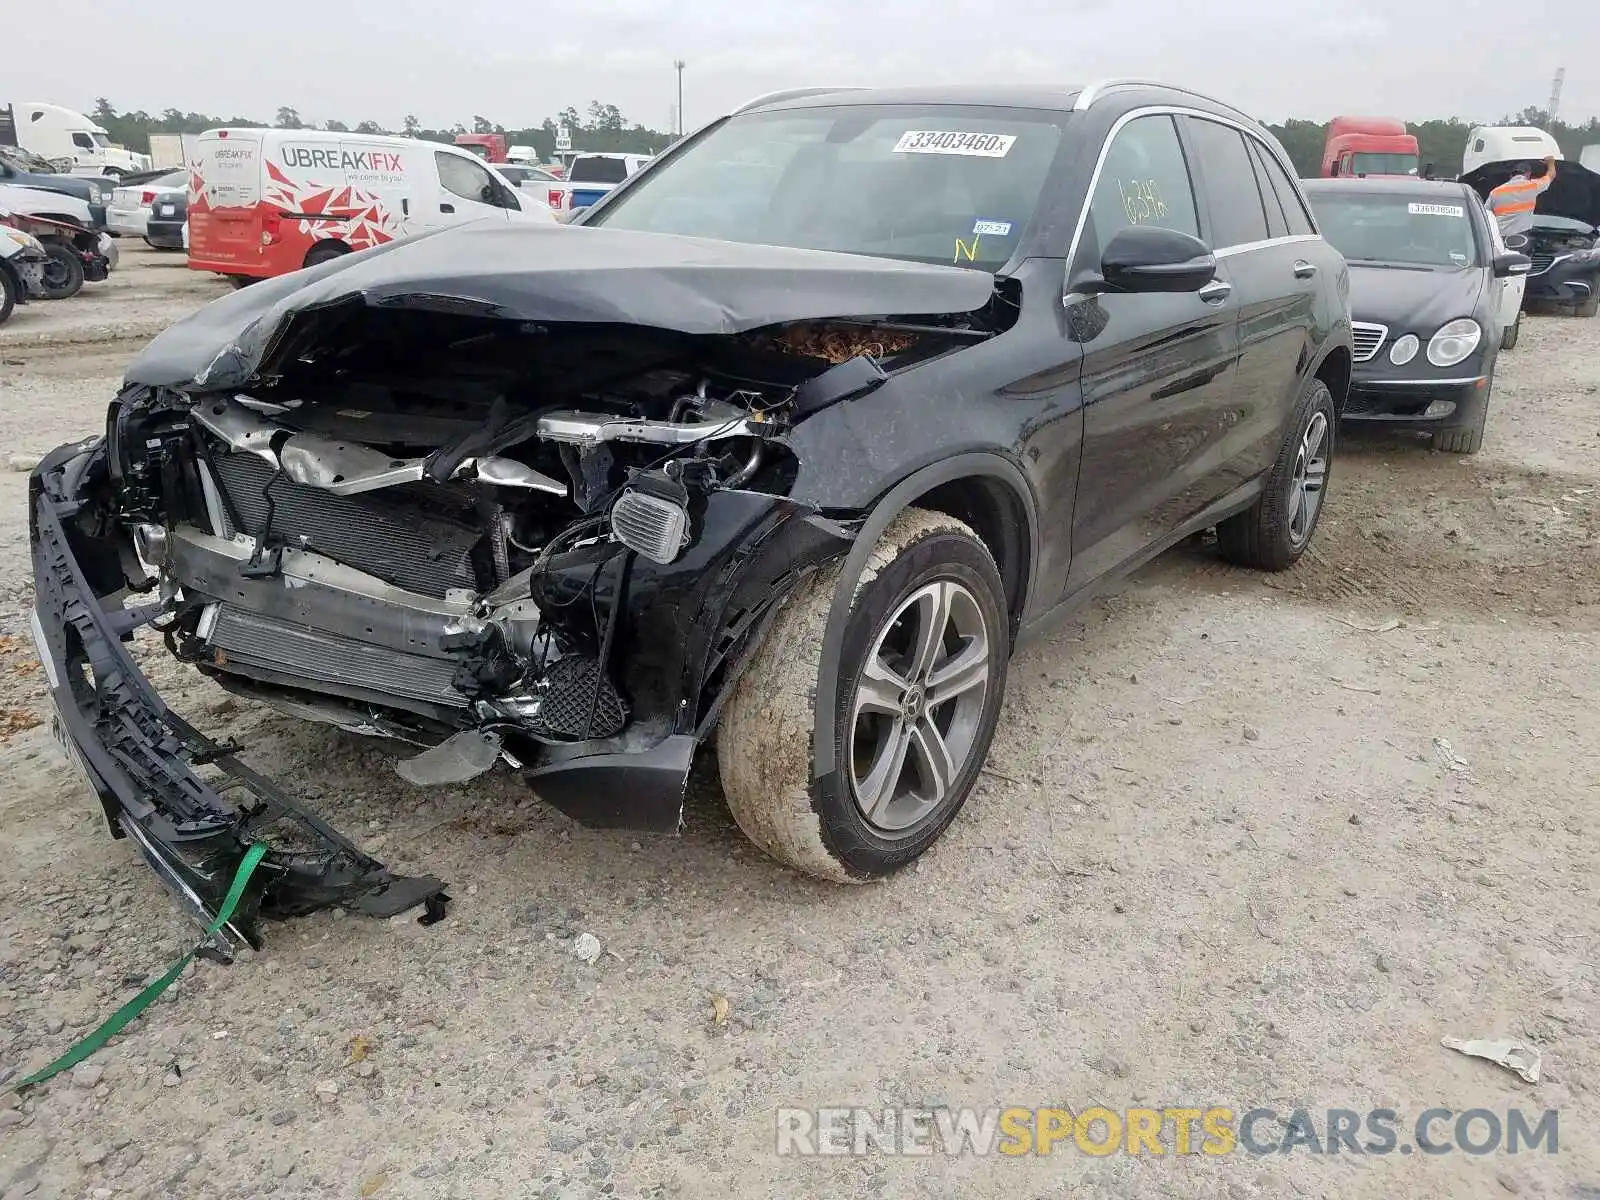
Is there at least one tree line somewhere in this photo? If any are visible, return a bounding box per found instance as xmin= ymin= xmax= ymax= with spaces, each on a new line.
xmin=88 ymin=99 xmax=674 ymax=160
xmin=90 ymin=98 xmax=1599 ymax=176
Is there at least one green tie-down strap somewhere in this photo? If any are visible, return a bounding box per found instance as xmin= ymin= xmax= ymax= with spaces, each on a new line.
xmin=11 ymin=842 xmax=269 ymax=1092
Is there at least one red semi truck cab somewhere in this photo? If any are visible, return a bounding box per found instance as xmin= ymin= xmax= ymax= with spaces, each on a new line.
xmin=1321 ymin=117 xmax=1420 ymax=178
xmin=454 ymin=133 xmax=508 ymax=163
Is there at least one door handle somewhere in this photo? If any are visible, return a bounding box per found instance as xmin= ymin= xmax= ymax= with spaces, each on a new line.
xmin=1293 ymin=260 xmax=1317 ymax=278
xmin=440 ymin=202 xmax=455 ymax=214
xmin=1197 ymin=279 xmax=1232 ymax=303
xmin=401 ymin=198 xmax=410 ymax=216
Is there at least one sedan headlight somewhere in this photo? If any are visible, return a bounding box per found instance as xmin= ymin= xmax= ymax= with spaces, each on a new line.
xmin=90 ymin=181 xmax=109 ymax=203
xmin=1426 ymin=318 xmax=1481 ymax=368
xmin=1389 ymin=333 xmax=1420 ymax=365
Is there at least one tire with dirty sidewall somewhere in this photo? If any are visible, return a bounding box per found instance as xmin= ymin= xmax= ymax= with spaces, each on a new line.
xmin=717 ymin=508 xmax=1009 ymax=883
xmin=1217 ymin=377 xmax=1336 ymax=571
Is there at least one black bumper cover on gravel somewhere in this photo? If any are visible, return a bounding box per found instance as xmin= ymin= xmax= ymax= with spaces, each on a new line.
xmin=29 ymin=442 xmax=447 ymax=960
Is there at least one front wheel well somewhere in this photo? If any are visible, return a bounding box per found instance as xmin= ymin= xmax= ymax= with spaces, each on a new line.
xmin=302 ymin=239 xmax=351 ymax=269
xmin=906 ymin=476 xmax=1029 ymax=638
xmin=1314 ymin=344 xmax=1352 ymax=417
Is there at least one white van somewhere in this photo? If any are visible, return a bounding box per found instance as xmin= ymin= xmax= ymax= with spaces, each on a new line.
xmin=1461 ymin=126 xmax=1563 ymax=176
xmin=12 ymin=102 xmax=149 ymax=177
xmin=188 ymin=128 xmax=554 ymax=281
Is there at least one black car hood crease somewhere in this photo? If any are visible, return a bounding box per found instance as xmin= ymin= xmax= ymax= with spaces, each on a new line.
xmin=1346 ymin=262 xmax=1486 ymax=336
xmin=1459 ymin=160 xmax=1600 ymax=229
xmin=123 ymin=221 xmax=1000 ymax=389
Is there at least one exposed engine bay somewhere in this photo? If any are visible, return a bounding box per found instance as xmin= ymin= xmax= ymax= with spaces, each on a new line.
xmin=109 ymin=310 xmax=972 ymax=790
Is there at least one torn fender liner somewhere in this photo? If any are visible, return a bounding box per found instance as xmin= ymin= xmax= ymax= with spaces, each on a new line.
xmin=123 ymin=221 xmax=999 ymax=389
xmin=29 ymin=452 xmax=446 ymax=960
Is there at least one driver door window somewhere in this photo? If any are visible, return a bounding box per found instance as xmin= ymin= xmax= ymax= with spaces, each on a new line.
xmin=1084 ymin=114 xmax=1200 ymax=264
xmin=433 ymin=151 xmax=512 ymax=219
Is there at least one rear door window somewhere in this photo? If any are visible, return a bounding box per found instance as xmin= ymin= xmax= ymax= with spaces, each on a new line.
xmin=1246 ymin=141 xmax=1288 ymax=239
xmin=1250 ymin=143 xmax=1317 ymax=235
xmin=1180 ymin=117 xmax=1270 ymax=249
xmin=1086 ymin=114 xmax=1200 ymax=258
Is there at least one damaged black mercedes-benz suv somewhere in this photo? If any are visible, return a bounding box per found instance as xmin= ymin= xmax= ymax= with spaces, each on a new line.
xmin=30 ymin=82 xmax=1353 ymax=943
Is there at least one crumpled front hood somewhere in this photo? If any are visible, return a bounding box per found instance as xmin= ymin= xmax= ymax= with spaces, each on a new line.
xmin=124 ymin=221 xmax=999 ymax=390
xmin=1347 ymin=263 xmax=1485 ymax=335
xmin=1459 ymin=160 xmax=1600 ymax=229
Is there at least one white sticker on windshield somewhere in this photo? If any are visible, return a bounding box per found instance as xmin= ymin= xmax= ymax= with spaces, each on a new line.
xmin=972 ymin=219 xmax=1013 ymax=236
xmin=893 ymin=131 xmax=1016 ymax=158
xmin=1408 ymin=202 xmax=1465 ymax=218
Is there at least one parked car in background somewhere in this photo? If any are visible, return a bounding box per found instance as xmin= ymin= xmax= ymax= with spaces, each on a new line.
xmin=0 ymin=183 xmax=114 ymax=297
xmin=0 ymin=145 xmax=110 ymax=228
xmin=107 ymin=168 xmax=187 ymax=239
xmin=485 ymin=164 xmax=559 ymax=217
xmin=1460 ymin=159 xmax=1600 ymax=318
xmin=564 ymin=152 xmax=649 ymax=211
xmin=0 ymin=222 xmax=50 ymax=323
xmin=188 ymin=128 xmax=552 ymax=283
xmin=28 ymin=80 xmax=1353 ymax=943
xmin=143 ymin=186 xmax=188 ymax=250
xmin=1479 ymin=196 xmax=1528 ymax=348
xmin=1304 ymin=177 xmax=1529 ymax=453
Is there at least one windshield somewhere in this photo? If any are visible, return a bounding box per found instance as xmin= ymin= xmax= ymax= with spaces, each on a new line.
xmin=587 ymin=104 xmax=1065 ymax=271
xmin=1309 ymin=192 xmax=1482 ymax=268
xmin=1349 ymin=152 xmax=1419 ymax=177
xmin=91 ymin=132 xmax=112 ymax=148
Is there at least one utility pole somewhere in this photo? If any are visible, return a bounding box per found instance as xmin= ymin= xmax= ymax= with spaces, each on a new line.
xmin=674 ymin=60 xmax=686 ymax=136
xmin=1548 ymin=66 xmax=1565 ymax=126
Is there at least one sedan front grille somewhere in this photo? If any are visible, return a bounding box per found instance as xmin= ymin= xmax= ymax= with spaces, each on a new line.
xmin=1351 ymin=322 xmax=1388 ymax=363
xmin=1528 ymin=252 xmax=1555 ymax=275
xmin=208 ymin=606 xmax=468 ymax=707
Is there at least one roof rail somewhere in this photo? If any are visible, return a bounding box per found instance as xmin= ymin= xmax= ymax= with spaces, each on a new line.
xmin=1072 ymin=78 xmax=1242 ymax=115
xmin=733 ymin=87 xmax=864 ymax=115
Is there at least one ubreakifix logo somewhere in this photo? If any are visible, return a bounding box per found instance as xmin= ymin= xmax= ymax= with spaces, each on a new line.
xmin=281 ymin=147 xmax=404 ymax=173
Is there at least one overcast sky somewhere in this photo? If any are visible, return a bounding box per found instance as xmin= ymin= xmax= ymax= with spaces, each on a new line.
xmin=18 ymin=0 xmax=1598 ymax=132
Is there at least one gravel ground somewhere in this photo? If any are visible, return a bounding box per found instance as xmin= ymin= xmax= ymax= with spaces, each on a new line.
xmin=1 ymin=245 xmax=1596 ymax=1200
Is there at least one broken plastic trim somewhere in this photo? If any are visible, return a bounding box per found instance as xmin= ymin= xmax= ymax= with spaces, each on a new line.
xmin=30 ymin=470 xmax=448 ymax=957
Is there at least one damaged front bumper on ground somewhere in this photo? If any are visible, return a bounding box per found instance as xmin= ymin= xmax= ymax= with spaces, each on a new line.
xmin=30 ymin=423 xmax=856 ymax=942
xmin=30 ymin=443 xmax=449 ymax=958
xmin=27 ymin=222 xmax=1009 ymax=938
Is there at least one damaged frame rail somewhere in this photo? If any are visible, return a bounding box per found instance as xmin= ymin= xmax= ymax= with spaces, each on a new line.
xmin=29 ymin=444 xmax=448 ymax=961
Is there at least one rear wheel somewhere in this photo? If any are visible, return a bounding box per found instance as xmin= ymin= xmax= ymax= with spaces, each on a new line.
xmin=1501 ymin=313 xmax=1520 ymax=350
xmin=718 ymin=509 xmax=1010 ymax=882
xmin=1218 ymin=377 xmax=1335 ymax=571
xmin=303 ymin=242 xmax=349 ymax=270
xmin=39 ymin=243 xmax=84 ymax=300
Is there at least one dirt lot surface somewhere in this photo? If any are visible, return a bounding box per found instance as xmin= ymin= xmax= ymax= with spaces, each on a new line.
xmin=1 ymin=245 xmax=1596 ymax=1200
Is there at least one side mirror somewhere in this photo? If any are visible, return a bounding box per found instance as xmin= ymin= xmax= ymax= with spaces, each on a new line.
xmin=1099 ymin=226 xmax=1218 ymax=294
xmin=1493 ymin=251 xmax=1532 ymax=277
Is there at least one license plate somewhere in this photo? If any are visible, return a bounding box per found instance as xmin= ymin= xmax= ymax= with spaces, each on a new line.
xmin=158 ymin=204 xmax=176 ymax=216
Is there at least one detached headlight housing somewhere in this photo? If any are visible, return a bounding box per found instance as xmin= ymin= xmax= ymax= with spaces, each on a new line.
xmin=1427 ymin=318 xmax=1481 ymax=368
xmin=1389 ymin=333 xmax=1420 ymax=365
